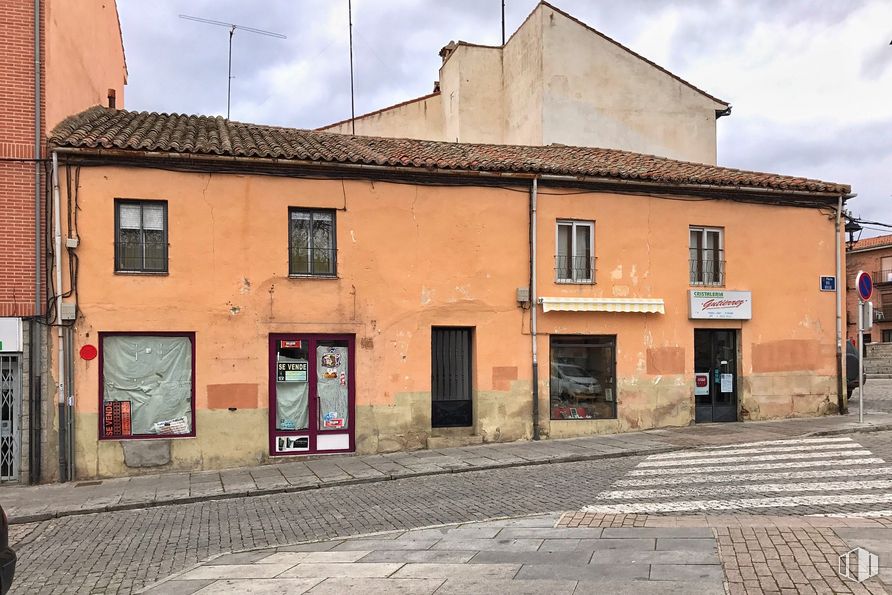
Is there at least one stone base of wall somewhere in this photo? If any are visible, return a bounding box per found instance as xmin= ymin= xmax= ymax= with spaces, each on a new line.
xmin=741 ymin=374 xmax=838 ymax=420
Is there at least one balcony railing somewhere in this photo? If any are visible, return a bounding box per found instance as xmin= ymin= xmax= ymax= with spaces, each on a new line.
xmin=875 ymin=270 xmax=892 ymax=285
xmin=689 ymin=256 xmax=725 ymax=286
xmin=555 ymin=255 xmax=596 ymax=284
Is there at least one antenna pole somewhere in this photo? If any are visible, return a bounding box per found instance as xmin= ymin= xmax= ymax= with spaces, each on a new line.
xmin=501 ymin=0 xmax=505 ymax=45
xmin=349 ymin=0 xmax=356 ymax=135
xmin=227 ymin=26 xmax=235 ymax=120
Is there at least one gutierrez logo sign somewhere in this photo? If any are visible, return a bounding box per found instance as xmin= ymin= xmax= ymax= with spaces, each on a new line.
xmin=689 ymin=290 xmax=752 ymax=320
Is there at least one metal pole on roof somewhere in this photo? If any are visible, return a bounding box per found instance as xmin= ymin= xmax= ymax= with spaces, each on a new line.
xmin=227 ymin=26 xmax=234 ymax=119
xmin=502 ymin=0 xmax=506 ymax=45
xmin=349 ymin=0 xmax=356 ymax=135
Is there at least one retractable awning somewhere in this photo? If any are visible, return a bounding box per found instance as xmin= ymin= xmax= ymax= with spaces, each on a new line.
xmin=538 ymin=297 xmax=665 ymax=314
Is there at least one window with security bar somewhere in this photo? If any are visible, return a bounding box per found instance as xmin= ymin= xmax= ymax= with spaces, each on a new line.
xmin=289 ymin=208 xmax=337 ymax=277
xmin=555 ymin=220 xmax=595 ymax=283
xmin=689 ymin=226 xmax=724 ymax=286
xmin=115 ymin=200 xmax=168 ymax=272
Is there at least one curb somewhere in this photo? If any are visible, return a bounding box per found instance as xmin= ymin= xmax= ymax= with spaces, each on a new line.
xmin=10 ymin=420 xmax=892 ymax=525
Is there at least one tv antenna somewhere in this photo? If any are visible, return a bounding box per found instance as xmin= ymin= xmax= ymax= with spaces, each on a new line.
xmin=179 ymin=14 xmax=286 ymax=120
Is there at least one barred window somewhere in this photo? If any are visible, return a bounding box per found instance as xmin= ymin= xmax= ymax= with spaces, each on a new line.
xmin=556 ymin=220 xmax=595 ymax=283
xmin=289 ymin=208 xmax=336 ymax=277
xmin=690 ymin=226 xmax=724 ymax=286
xmin=115 ymin=200 xmax=168 ymax=273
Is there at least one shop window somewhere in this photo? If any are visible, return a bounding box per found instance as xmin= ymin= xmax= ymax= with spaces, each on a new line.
xmin=100 ymin=333 xmax=195 ymax=439
xmin=115 ymin=200 xmax=168 ymax=273
xmin=883 ymin=330 xmax=892 ymax=343
xmin=550 ymin=335 xmax=616 ymax=420
xmin=289 ymin=208 xmax=336 ymax=276
xmin=555 ymin=220 xmax=594 ymax=283
xmin=690 ymin=226 xmax=724 ymax=286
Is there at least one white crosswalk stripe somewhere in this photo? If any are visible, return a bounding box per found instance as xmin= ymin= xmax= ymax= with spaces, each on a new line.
xmin=582 ymin=437 xmax=892 ymax=517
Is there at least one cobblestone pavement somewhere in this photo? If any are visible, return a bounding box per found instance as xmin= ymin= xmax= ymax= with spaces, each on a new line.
xmin=852 ymin=378 xmax=892 ymax=415
xmin=5 ymin=411 xmax=891 ymax=524
xmin=560 ymin=512 xmax=891 ymax=594
xmin=10 ymin=430 xmax=892 ymax=594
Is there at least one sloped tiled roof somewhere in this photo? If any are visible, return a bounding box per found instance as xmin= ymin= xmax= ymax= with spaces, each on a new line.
xmin=849 ymin=234 xmax=892 ymax=253
xmin=49 ymin=107 xmax=850 ymax=195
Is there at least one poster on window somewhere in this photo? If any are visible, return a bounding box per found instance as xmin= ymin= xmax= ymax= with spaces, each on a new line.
xmin=103 ymin=401 xmax=132 ymax=437
xmin=317 ymin=344 xmax=349 ymax=431
xmin=276 ymin=356 xmax=309 ymax=431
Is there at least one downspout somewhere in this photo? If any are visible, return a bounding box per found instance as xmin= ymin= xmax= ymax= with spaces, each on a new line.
xmin=31 ymin=0 xmax=42 ymax=484
xmin=836 ymin=192 xmax=857 ymax=414
xmin=530 ymin=177 xmax=540 ymax=440
xmin=52 ymin=151 xmax=67 ymax=481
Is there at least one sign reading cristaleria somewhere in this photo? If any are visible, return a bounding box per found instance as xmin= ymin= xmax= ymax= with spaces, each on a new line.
xmin=688 ymin=290 xmax=752 ymax=320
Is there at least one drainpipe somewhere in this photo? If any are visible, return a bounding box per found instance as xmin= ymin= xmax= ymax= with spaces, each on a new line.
xmin=51 ymin=151 xmax=67 ymax=481
xmin=31 ymin=0 xmax=42 ymax=484
xmin=530 ymin=177 xmax=540 ymax=440
xmin=836 ymin=193 xmax=856 ymax=414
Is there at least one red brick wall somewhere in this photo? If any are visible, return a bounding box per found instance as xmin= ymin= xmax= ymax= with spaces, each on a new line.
xmin=846 ymin=246 xmax=892 ymax=344
xmin=0 ymin=0 xmax=45 ymax=317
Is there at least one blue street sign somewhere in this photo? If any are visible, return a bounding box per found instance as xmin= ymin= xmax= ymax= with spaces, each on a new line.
xmin=820 ymin=276 xmax=836 ymax=292
xmin=857 ymin=271 xmax=873 ymax=302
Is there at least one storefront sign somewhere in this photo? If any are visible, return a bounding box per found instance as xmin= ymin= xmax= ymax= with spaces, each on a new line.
xmin=0 ymin=318 xmax=22 ymax=352
xmin=689 ymin=290 xmax=752 ymax=320
xmin=277 ymin=361 xmax=308 ymax=382
xmin=694 ymin=373 xmax=709 ymax=396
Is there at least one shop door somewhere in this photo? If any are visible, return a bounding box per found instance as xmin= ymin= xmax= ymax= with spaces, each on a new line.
xmin=269 ymin=335 xmax=355 ymax=456
xmin=694 ymin=329 xmax=738 ymax=423
xmin=0 ymin=355 xmax=20 ymax=481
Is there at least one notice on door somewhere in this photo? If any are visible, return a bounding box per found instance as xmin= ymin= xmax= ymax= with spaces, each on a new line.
xmin=694 ymin=373 xmax=710 ymax=396
xmin=720 ymin=373 xmax=733 ymax=393
xmin=689 ymin=290 xmax=752 ymax=320
xmin=277 ymin=361 xmax=308 ymax=382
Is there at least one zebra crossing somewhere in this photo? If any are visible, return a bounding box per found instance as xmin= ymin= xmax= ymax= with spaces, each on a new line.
xmin=581 ymin=436 xmax=892 ymax=516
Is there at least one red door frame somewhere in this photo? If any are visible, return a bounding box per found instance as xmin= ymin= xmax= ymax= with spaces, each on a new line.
xmin=268 ymin=333 xmax=356 ymax=456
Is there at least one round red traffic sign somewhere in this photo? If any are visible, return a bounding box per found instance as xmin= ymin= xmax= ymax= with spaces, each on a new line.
xmin=856 ymin=271 xmax=873 ymax=302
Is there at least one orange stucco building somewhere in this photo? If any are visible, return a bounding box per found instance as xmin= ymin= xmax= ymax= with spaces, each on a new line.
xmin=45 ymin=107 xmax=851 ymax=479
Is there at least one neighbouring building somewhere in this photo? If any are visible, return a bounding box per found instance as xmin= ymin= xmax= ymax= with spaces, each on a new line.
xmin=846 ymin=234 xmax=892 ymax=345
xmin=45 ymin=106 xmax=849 ymax=479
xmin=320 ymin=1 xmax=730 ymax=165
xmin=0 ymin=0 xmax=127 ymax=483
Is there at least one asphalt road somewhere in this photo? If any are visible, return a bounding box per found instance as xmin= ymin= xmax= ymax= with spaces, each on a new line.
xmin=10 ymin=430 xmax=892 ymax=594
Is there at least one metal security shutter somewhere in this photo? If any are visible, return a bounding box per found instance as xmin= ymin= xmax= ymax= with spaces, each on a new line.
xmin=431 ymin=328 xmax=473 ymax=428
xmin=0 ymin=355 xmax=21 ymax=481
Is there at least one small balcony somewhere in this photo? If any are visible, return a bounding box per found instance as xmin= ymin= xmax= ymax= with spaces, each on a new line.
xmin=555 ymin=255 xmax=596 ymax=284
xmin=874 ymin=270 xmax=892 ymax=286
xmin=689 ymin=255 xmax=725 ymax=287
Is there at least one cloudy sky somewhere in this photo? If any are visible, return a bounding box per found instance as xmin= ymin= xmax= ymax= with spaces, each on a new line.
xmin=118 ymin=0 xmax=891 ymax=235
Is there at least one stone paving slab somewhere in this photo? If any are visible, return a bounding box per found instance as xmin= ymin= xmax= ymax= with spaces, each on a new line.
xmin=137 ymin=514 xmax=728 ymax=594
xmin=5 ymin=412 xmax=892 ymax=524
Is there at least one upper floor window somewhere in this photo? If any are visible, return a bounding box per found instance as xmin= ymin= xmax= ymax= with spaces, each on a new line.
xmin=556 ymin=220 xmax=594 ymax=283
xmin=289 ymin=208 xmax=336 ymax=277
xmin=878 ymin=256 xmax=892 ymax=284
xmin=689 ymin=226 xmax=724 ymax=286
xmin=115 ymin=200 xmax=168 ymax=273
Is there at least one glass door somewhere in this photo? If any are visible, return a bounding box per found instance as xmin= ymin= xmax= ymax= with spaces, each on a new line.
xmin=269 ymin=334 xmax=355 ymax=455
xmin=694 ymin=329 xmax=738 ymax=423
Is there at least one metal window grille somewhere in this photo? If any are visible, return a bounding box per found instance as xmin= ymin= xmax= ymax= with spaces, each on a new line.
xmin=689 ymin=252 xmax=726 ymax=286
xmin=115 ymin=200 xmax=168 ymax=272
xmin=555 ymin=255 xmax=597 ymax=284
xmin=289 ymin=208 xmax=337 ymax=277
xmin=0 ymin=355 xmax=21 ymax=481
xmin=431 ymin=328 xmax=473 ymax=428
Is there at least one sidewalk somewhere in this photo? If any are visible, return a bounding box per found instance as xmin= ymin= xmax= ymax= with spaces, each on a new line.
xmin=139 ymin=512 xmax=891 ymax=595
xmin=4 ymin=412 xmax=892 ymax=525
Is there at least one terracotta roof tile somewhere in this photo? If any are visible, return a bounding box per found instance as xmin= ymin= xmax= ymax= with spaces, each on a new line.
xmin=849 ymin=234 xmax=892 ymax=252
xmin=49 ymin=106 xmax=850 ymax=195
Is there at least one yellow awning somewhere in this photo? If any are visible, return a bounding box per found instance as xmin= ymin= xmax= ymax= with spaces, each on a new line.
xmin=539 ymin=297 xmax=665 ymax=314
